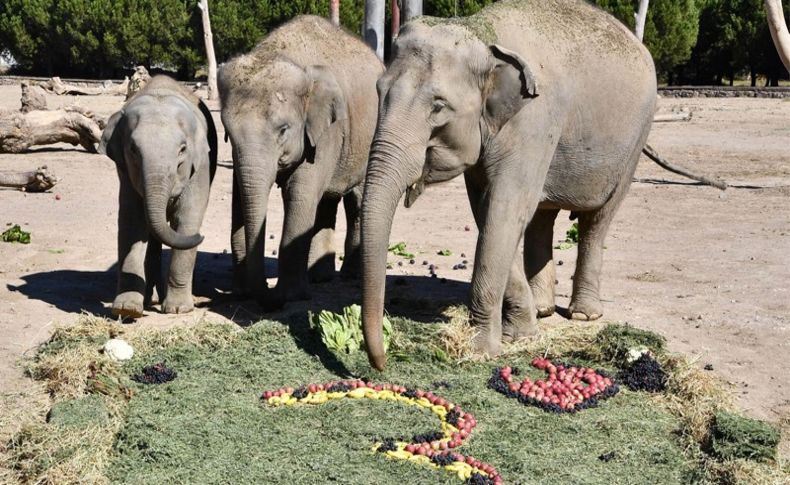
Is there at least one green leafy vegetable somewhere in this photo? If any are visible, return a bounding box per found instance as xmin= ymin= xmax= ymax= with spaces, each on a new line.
xmin=437 ymin=249 xmax=452 ymax=256
xmin=554 ymin=222 xmax=579 ymax=250
xmin=388 ymin=242 xmax=415 ymax=259
xmin=311 ymin=304 xmax=393 ymax=355
xmin=1 ymin=225 xmax=31 ymax=244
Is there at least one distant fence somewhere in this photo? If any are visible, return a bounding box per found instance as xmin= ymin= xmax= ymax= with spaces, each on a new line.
xmin=2 ymin=76 xmax=789 ymax=98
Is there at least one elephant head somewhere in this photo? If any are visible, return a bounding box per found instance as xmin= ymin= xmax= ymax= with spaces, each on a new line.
xmin=361 ymin=21 xmax=538 ymax=370
xmin=218 ymin=55 xmax=348 ymax=298
xmin=99 ymin=85 xmax=213 ymax=250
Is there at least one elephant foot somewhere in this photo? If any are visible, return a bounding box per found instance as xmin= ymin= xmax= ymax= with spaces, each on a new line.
xmin=536 ymin=305 xmax=556 ymax=318
xmin=472 ymin=329 xmax=502 ymax=357
xmin=162 ymin=291 xmax=194 ymax=314
xmin=502 ymin=306 xmax=540 ymax=343
xmin=112 ymin=292 xmax=145 ymax=319
xmin=569 ymin=297 xmax=603 ymax=321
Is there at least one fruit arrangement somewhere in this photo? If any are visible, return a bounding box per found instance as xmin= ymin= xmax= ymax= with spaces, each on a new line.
xmin=261 ymin=380 xmax=502 ymax=484
xmin=487 ymin=358 xmax=619 ymax=413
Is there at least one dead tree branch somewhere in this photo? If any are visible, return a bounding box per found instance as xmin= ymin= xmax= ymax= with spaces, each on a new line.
xmin=642 ymin=144 xmax=727 ymax=190
xmin=0 ymin=166 xmax=59 ymax=192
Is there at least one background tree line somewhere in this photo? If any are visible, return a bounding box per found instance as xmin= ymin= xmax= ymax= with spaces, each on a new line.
xmin=0 ymin=0 xmax=787 ymax=85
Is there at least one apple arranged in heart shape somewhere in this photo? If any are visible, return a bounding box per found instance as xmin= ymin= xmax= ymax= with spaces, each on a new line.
xmin=262 ymin=380 xmax=501 ymax=484
xmin=488 ymin=358 xmax=620 ymax=413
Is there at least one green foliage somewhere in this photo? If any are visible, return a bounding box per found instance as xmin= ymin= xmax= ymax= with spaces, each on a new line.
xmin=710 ymin=412 xmax=781 ymax=462
xmin=312 ymin=304 xmax=393 ymax=354
xmin=593 ymin=323 xmax=667 ymax=365
xmin=554 ymin=222 xmax=579 ymax=250
xmin=388 ymin=241 xmax=415 ymax=259
xmin=592 ymin=0 xmax=704 ymax=79
xmin=2 ymin=224 xmax=31 ymax=244
xmin=679 ymin=0 xmax=790 ymax=85
xmin=47 ymin=396 xmax=108 ymax=428
xmin=437 ymin=249 xmax=452 ymax=256
xmin=425 ymin=0 xmax=496 ymax=17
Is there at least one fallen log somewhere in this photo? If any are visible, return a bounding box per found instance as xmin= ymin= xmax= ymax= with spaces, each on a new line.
xmin=642 ymin=144 xmax=727 ymax=190
xmin=20 ymin=81 xmax=48 ymax=112
xmin=37 ymin=76 xmax=129 ymax=96
xmin=653 ymin=111 xmax=692 ymax=122
xmin=0 ymin=107 xmax=103 ymax=153
xmin=0 ymin=165 xmax=59 ymax=192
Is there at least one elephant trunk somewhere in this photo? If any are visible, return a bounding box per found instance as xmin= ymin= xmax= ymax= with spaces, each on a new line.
xmin=143 ymin=168 xmax=203 ymax=250
xmin=361 ymin=128 xmax=425 ymax=370
xmin=235 ymin=144 xmax=277 ymax=297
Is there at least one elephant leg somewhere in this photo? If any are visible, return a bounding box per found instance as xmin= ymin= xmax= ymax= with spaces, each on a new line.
xmin=308 ymin=196 xmax=340 ymax=283
xmin=524 ymin=208 xmax=560 ymax=317
xmin=163 ymin=185 xmax=208 ymax=314
xmin=113 ymin=177 xmax=148 ymax=318
xmin=465 ymin=172 xmax=537 ymax=343
xmin=230 ymin=166 xmax=247 ymax=296
xmin=339 ymin=185 xmax=362 ymax=280
xmin=275 ymin=165 xmax=330 ymax=303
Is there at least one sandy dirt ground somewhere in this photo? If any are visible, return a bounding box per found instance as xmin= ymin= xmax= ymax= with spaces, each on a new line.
xmin=1 ymin=85 xmax=788 ymax=446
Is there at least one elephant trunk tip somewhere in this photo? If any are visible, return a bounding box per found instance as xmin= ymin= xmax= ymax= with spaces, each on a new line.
xmin=368 ymin=352 xmax=387 ymax=372
xmin=159 ymin=231 xmax=204 ymax=250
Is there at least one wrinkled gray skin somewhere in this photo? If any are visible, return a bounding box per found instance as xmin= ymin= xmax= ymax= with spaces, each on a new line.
xmin=219 ymin=16 xmax=383 ymax=309
xmin=361 ymin=0 xmax=657 ymax=370
xmin=100 ymin=75 xmax=218 ymax=317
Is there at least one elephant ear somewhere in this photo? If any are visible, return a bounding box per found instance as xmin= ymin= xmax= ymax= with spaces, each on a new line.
xmin=483 ymin=44 xmax=539 ymax=134
xmin=196 ymin=98 xmax=218 ymax=182
xmin=304 ymin=65 xmax=348 ymax=158
xmin=98 ymin=110 xmax=127 ymax=172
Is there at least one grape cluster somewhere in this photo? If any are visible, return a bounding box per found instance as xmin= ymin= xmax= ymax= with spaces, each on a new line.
xmin=377 ymin=439 xmax=398 ymax=453
xmin=466 ymin=472 xmax=496 ymax=484
xmin=131 ymin=362 xmax=177 ymax=385
xmin=412 ymin=431 xmax=445 ymax=443
xmin=618 ymin=354 xmax=666 ymax=392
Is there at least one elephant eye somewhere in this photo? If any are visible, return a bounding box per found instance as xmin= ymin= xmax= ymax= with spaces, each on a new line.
xmin=178 ymin=144 xmax=187 ymax=156
xmin=278 ymin=124 xmax=290 ymax=136
xmin=431 ymin=99 xmax=448 ymax=113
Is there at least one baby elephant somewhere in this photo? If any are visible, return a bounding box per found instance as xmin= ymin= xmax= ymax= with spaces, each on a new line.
xmin=99 ymin=75 xmax=217 ymax=318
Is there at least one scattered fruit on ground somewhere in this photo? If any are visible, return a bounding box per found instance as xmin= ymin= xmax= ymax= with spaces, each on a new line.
xmin=262 ymin=380 xmax=501 ymax=484
xmin=618 ymin=354 xmax=666 ymax=392
xmin=488 ymin=359 xmax=619 ymax=413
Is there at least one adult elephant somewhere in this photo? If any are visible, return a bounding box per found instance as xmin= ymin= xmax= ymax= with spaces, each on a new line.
xmin=219 ymin=16 xmax=383 ymax=308
xmin=360 ymin=0 xmax=657 ymax=370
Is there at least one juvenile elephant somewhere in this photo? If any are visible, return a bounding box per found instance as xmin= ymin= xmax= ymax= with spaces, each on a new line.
xmin=360 ymin=0 xmax=657 ymax=369
xmin=99 ymin=75 xmax=217 ymax=317
xmin=219 ymin=16 xmax=383 ymax=308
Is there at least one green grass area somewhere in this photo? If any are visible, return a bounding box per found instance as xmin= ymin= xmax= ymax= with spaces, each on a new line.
xmin=3 ymin=314 xmax=787 ymax=484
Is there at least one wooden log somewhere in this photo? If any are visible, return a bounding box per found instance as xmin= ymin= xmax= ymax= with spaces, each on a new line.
xmin=37 ymin=76 xmax=129 ymax=96
xmin=0 ymin=166 xmax=59 ymax=192
xmin=653 ymin=111 xmax=692 ymax=122
xmin=642 ymin=144 xmax=727 ymax=190
xmin=0 ymin=108 xmax=103 ymax=153
xmin=20 ymin=82 xmax=48 ymax=112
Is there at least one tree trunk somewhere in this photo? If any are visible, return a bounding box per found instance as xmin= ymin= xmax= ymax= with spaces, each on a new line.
xmin=402 ymin=0 xmax=422 ymax=22
xmin=766 ymin=0 xmax=790 ymax=73
xmin=365 ymin=0 xmax=386 ymax=60
xmin=330 ymin=0 xmax=340 ymax=26
xmin=391 ymin=0 xmax=401 ymax=40
xmin=0 ymin=108 xmax=103 ymax=154
xmin=634 ymin=0 xmax=650 ymax=42
xmin=37 ymin=77 xmax=129 ymax=96
xmin=197 ymin=0 xmax=218 ymax=100
xmin=0 ymin=166 xmax=59 ymax=192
